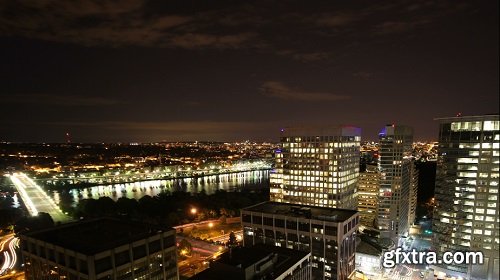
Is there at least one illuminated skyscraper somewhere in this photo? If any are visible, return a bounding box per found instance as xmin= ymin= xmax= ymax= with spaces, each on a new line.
xmin=408 ymin=162 xmax=419 ymax=229
xmin=433 ymin=114 xmax=499 ymax=279
xmin=377 ymin=125 xmax=415 ymax=242
xmin=357 ymin=164 xmax=380 ymax=228
xmin=269 ymin=126 xmax=361 ymax=210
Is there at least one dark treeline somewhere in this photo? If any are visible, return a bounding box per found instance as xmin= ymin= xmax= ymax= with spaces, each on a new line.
xmin=72 ymin=189 xmax=269 ymax=226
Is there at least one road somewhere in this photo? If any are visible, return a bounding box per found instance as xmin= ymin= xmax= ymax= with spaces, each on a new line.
xmin=173 ymin=219 xmax=220 ymax=232
xmin=380 ymin=234 xmax=434 ymax=280
xmin=207 ymin=230 xmax=243 ymax=243
xmin=9 ymin=173 xmax=72 ymax=223
xmin=0 ymin=234 xmax=19 ymax=276
xmin=176 ymin=236 xmax=226 ymax=278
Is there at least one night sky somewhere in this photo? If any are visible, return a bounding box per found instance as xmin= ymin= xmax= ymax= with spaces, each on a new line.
xmin=1 ymin=1 xmax=498 ymax=143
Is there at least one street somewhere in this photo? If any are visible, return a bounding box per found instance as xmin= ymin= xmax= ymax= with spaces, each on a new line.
xmin=176 ymin=236 xmax=225 ymax=278
xmin=0 ymin=234 xmax=20 ymax=277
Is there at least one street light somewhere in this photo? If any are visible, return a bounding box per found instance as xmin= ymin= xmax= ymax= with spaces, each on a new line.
xmin=190 ymin=208 xmax=197 ymax=215
xmin=208 ymin=222 xmax=214 ymax=228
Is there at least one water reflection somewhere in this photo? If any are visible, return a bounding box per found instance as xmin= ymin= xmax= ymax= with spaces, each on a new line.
xmin=53 ymin=170 xmax=269 ymax=207
xmin=12 ymin=193 xmax=20 ymax=208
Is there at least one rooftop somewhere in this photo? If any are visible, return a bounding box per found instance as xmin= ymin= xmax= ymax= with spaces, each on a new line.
xmin=22 ymin=218 xmax=173 ymax=255
xmin=434 ymin=114 xmax=499 ymax=122
xmin=243 ymin=201 xmax=357 ymax=223
xmin=356 ymin=239 xmax=382 ymax=256
xmin=191 ymin=244 xmax=310 ymax=280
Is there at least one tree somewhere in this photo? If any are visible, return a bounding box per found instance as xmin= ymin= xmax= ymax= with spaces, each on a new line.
xmin=228 ymin=231 xmax=237 ymax=247
xmin=178 ymin=239 xmax=193 ymax=256
xmin=116 ymin=197 xmax=138 ymax=216
xmin=14 ymin=212 xmax=54 ymax=233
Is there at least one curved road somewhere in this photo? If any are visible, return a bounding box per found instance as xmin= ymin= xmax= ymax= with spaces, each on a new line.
xmin=0 ymin=234 xmax=19 ymax=276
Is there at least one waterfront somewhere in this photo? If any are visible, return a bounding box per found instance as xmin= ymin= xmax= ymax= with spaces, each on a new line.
xmin=51 ymin=169 xmax=270 ymax=207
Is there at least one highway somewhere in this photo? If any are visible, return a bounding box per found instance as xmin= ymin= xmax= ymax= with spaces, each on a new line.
xmin=9 ymin=173 xmax=72 ymax=223
xmin=0 ymin=234 xmax=19 ymax=276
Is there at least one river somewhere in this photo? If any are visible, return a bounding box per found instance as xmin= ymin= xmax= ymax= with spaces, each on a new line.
xmin=51 ymin=170 xmax=270 ymax=207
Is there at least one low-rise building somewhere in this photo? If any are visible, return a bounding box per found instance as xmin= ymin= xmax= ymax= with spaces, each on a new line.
xmin=19 ymin=218 xmax=178 ymax=280
xmin=191 ymin=244 xmax=311 ymax=280
xmin=241 ymin=201 xmax=359 ymax=280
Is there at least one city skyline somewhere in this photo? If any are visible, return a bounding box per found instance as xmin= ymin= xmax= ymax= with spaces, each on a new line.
xmin=1 ymin=1 xmax=498 ymax=143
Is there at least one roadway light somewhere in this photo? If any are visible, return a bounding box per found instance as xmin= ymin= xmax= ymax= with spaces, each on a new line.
xmin=208 ymin=222 xmax=213 ymax=228
xmin=190 ymin=208 xmax=197 ymax=215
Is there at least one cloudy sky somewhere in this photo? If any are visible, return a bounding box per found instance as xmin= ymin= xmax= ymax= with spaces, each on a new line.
xmin=1 ymin=0 xmax=498 ymax=142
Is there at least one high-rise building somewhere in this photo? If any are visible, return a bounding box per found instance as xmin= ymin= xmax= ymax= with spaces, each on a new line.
xmin=241 ymin=201 xmax=359 ymax=280
xmin=433 ymin=114 xmax=499 ymax=280
xmin=377 ymin=125 xmax=415 ymax=242
xmin=357 ymin=164 xmax=380 ymax=228
xmin=408 ymin=162 xmax=419 ymax=228
xmin=270 ymin=126 xmax=361 ymax=210
xmin=20 ymin=218 xmax=179 ymax=280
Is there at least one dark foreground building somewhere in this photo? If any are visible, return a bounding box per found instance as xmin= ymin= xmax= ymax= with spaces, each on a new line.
xmin=19 ymin=218 xmax=178 ymax=280
xmin=241 ymin=201 xmax=359 ymax=280
xmin=192 ymin=244 xmax=311 ymax=280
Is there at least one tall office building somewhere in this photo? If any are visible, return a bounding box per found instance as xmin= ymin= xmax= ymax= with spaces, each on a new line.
xmin=241 ymin=201 xmax=359 ymax=280
xmin=377 ymin=125 xmax=415 ymax=242
xmin=357 ymin=164 xmax=380 ymax=228
xmin=20 ymin=218 xmax=179 ymax=280
xmin=408 ymin=163 xmax=419 ymax=228
xmin=270 ymin=126 xmax=361 ymax=210
xmin=433 ymin=114 xmax=499 ymax=280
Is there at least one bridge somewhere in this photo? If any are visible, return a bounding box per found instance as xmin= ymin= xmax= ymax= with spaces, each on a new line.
xmin=9 ymin=173 xmax=71 ymax=223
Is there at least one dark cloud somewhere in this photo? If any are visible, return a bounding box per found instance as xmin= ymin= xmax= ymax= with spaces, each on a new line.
xmin=260 ymin=81 xmax=350 ymax=102
xmin=0 ymin=0 xmax=469 ymax=51
xmin=276 ymin=50 xmax=332 ymax=62
xmin=353 ymin=71 xmax=375 ymax=80
xmin=170 ymin=32 xmax=257 ymax=49
xmin=0 ymin=94 xmax=122 ymax=106
xmin=315 ymin=13 xmax=359 ymax=28
xmin=0 ymin=0 xmax=255 ymax=49
xmin=0 ymin=0 xmax=497 ymax=142
xmin=373 ymin=19 xmax=432 ymax=35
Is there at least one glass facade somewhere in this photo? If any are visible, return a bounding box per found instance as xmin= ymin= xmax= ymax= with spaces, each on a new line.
xmin=270 ymin=127 xmax=361 ymax=210
xmin=377 ymin=125 xmax=415 ymax=242
xmin=357 ymin=165 xmax=380 ymax=228
xmin=241 ymin=204 xmax=359 ymax=280
xmin=433 ymin=115 xmax=499 ymax=279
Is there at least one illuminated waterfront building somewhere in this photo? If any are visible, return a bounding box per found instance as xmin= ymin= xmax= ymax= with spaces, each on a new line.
xmin=357 ymin=164 xmax=380 ymax=228
xmin=270 ymin=126 xmax=361 ymax=210
xmin=20 ymin=218 xmax=179 ymax=280
xmin=433 ymin=114 xmax=499 ymax=279
xmin=377 ymin=125 xmax=416 ymax=242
